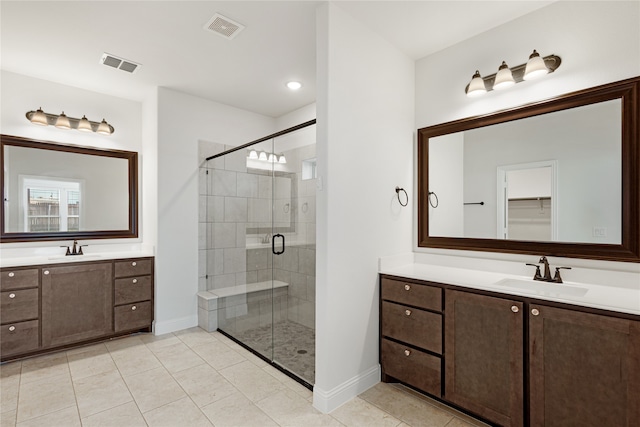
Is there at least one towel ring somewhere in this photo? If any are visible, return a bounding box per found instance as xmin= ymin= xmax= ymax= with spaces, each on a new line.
xmin=395 ymin=187 xmax=408 ymax=207
xmin=428 ymin=192 xmax=439 ymax=208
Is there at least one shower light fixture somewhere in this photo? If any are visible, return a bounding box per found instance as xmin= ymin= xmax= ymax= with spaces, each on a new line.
xmin=26 ymin=109 xmax=115 ymax=134
xmin=465 ymin=50 xmax=561 ymax=97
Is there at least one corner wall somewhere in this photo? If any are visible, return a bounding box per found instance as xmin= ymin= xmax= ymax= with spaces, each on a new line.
xmin=314 ymin=2 xmax=414 ymax=412
xmin=155 ymin=87 xmax=275 ymax=334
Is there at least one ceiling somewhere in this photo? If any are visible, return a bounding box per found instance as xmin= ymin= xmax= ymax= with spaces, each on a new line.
xmin=0 ymin=1 xmax=553 ymax=118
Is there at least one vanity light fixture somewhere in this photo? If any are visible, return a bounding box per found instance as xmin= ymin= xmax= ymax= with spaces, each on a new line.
xmin=26 ymin=109 xmax=115 ymax=135
xmin=248 ymin=149 xmax=287 ymax=164
xmin=465 ymin=50 xmax=561 ymax=97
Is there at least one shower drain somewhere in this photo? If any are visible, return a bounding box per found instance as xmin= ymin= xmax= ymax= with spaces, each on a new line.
xmin=297 ymin=350 xmax=308 ymax=354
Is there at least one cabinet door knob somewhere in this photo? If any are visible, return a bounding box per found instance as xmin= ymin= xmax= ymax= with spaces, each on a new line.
xmin=44 ymin=270 xmax=50 ymax=275
xmin=9 ymin=293 xmax=16 ymax=299
xmin=8 ymin=325 xmax=15 ymax=332
xmin=131 ymin=305 xmax=137 ymax=311
xmin=132 ymin=279 xmax=138 ymax=284
xmin=8 ymin=272 xmax=15 ymax=277
xmin=511 ymin=305 xmax=519 ymax=313
xmin=132 ymin=262 xmax=137 ymax=267
xmin=404 ymin=349 xmax=411 ymax=356
xmin=405 ymin=309 xmax=411 ymax=316
xmin=531 ymin=308 xmax=540 ymax=316
xmin=404 ymin=284 xmax=411 ymax=291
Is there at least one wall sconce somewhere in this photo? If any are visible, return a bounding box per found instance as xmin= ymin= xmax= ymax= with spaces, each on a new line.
xmin=465 ymin=50 xmax=561 ymax=97
xmin=26 ymin=108 xmax=115 ymax=135
xmin=248 ymin=149 xmax=286 ymax=164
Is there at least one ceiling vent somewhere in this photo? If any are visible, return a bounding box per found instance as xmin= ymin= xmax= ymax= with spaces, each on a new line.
xmin=203 ymin=13 xmax=245 ymax=40
xmin=100 ymin=53 xmax=141 ymax=74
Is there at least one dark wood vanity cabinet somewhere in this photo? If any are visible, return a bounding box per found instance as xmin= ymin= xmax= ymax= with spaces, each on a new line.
xmin=1 ymin=257 xmax=154 ymax=361
xmin=444 ymin=290 xmax=524 ymax=427
xmin=0 ymin=268 xmax=40 ymax=357
xmin=380 ymin=274 xmax=640 ymax=427
xmin=42 ymin=263 xmax=113 ymax=348
xmin=529 ymin=304 xmax=640 ymax=427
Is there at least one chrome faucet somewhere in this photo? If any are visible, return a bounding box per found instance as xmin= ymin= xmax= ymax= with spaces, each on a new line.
xmin=526 ymin=256 xmax=571 ymax=283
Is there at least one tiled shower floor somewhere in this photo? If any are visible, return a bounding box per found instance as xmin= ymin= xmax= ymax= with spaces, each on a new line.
xmin=225 ymin=320 xmax=315 ymax=385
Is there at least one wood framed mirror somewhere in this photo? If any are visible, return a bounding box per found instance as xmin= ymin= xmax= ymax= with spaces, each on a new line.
xmin=418 ymin=76 xmax=639 ymax=262
xmin=1 ymin=135 xmax=138 ymax=242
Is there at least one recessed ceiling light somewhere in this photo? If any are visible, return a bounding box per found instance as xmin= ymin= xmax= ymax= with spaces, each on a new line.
xmin=287 ymin=81 xmax=302 ymax=90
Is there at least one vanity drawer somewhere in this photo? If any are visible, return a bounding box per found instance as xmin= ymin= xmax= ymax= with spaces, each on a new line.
xmin=381 ymin=277 xmax=442 ymax=312
xmin=382 ymin=301 xmax=442 ymax=354
xmin=0 ymin=269 xmax=39 ymax=291
xmin=114 ymin=276 xmax=152 ymax=305
xmin=114 ymin=259 xmax=152 ymax=278
xmin=1 ymin=289 xmax=39 ymax=324
xmin=1 ymin=320 xmax=39 ymax=357
xmin=114 ymin=301 xmax=152 ymax=332
xmin=382 ymin=338 xmax=441 ymax=397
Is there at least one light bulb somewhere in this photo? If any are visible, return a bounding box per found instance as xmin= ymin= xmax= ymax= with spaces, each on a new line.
xmin=493 ymin=61 xmax=515 ymax=90
xmin=78 ymin=115 xmax=92 ymax=132
xmin=466 ymin=71 xmax=487 ymax=97
xmin=523 ymin=50 xmax=549 ymax=81
xmin=30 ymin=108 xmax=48 ymax=126
xmin=55 ymin=112 xmax=71 ymax=129
xmin=96 ymin=119 xmax=112 ymax=135
xmin=258 ymin=151 xmax=268 ymax=161
xmin=279 ymin=155 xmax=287 ymax=164
xmin=248 ymin=150 xmax=258 ymax=160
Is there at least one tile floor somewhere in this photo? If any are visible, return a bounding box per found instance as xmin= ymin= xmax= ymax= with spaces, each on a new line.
xmin=0 ymin=327 xmax=488 ymax=427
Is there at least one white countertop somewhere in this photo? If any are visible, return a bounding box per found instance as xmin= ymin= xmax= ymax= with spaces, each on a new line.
xmin=0 ymin=250 xmax=154 ymax=268
xmin=380 ymin=263 xmax=640 ymax=317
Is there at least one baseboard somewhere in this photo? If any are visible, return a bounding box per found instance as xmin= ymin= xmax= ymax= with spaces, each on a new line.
xmin=153 ymin=314 xmax=198 ymax=335
xmin=312 ymin=364 xmax=380 ymax=413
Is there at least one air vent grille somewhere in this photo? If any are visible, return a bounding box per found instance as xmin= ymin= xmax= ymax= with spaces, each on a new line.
xmin=204 ymin=13 xmax=245 ymax=40
xmin=100 ymin=53 xmax=140 ymax=74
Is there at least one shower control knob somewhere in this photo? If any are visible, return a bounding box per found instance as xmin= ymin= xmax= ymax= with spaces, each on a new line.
xmin=404 ymin=284 xmax=411 ymax=291
xmin=405 ymin=309 xmax=411 ymax=316
xmin=404 ymin=349 xmax=411 ymax=356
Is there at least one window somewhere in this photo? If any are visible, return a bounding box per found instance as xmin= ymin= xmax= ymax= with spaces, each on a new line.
xmin=21 ymin=177 xmax=82 ymax=232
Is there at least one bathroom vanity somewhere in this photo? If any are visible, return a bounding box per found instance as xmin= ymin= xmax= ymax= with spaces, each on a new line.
xmin=1 ymin=256 xmax=154 ymax=361
xmin=379 ymin=270 xmax=640 ymax=427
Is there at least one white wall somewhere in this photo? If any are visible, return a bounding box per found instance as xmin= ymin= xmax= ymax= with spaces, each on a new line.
xmin=415 ymin=0 xmax=639 ymax=268
xmin=155 ymin=87 xmax=275 ymax=334
xmin=428 ymin=133 xmax=464 ymax=237
xmin=0 ymin=70 xmax=143 ymax=250
xmin=314 ymin=2 xmax=414 ymax=413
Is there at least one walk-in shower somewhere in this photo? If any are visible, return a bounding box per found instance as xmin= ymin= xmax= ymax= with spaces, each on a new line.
xmin=198 ymin=121 xmax=316 ymax=386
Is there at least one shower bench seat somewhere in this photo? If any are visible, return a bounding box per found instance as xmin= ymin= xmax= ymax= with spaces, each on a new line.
xmin=197 ymin=280 xmax=288 ymax=332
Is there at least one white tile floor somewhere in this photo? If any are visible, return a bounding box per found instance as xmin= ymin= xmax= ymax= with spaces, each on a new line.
xmin=0 ymin=327 xmax=487 ymax=427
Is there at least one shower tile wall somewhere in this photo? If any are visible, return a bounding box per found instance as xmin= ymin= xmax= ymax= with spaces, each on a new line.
xmin=198 ymin=141 xmax=316 ymax=332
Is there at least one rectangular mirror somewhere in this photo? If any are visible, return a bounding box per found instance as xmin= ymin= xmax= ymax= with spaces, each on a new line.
xmin=1 ymin=135 xmax=138 ymax=242
xmin=418 ymin=77 xmax=640 ymax=262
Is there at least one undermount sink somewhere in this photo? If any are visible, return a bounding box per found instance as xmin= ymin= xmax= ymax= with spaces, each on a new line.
xmin=48 ymin=254 xmax=102 ymax=261
xmin=493 ymin=278 xmax=589 ymax=297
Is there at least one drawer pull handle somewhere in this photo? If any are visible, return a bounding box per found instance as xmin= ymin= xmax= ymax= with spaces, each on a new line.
xmin=132 ymin=279 xmax=138 ymax=284
xmin=404 ymin=284 xmax=411 ymax=291
xmin=404 ymin=349 xmax=411 ymax=356
xmin=405 ymin=309 xmax=411 ymax=316
xmin=8 ymin=272 xmax=15 ymax=277
xmin=132 ymin=262 xmax=137 ymax=267
xmin=511 ymin=305 xmax=519 ymax=313
xmin=132 ymin=305 xmax=137 ymax=311
xmin=531 ymin=308 xmax=540 ymax=316
xmin=8 ymin=325 xmax=15 ymax=332
xmin=44 ymin=270 xmax=50 ymax=275
xmin=9 ymin=293 xmax=16 ymax=299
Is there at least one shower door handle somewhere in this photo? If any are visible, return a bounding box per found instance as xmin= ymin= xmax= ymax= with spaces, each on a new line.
xmin=272 ymin=233 xmax=285 ymax=255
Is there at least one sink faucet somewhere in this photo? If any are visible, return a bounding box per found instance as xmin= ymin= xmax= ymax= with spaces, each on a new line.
xmin=61 ymin=240 xmax=86 ymax=256
xmin=526 ymin=256 xmax=572 ymax=283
